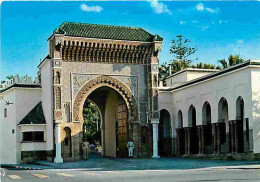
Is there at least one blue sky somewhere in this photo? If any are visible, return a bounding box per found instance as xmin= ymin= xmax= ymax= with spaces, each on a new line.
xmin=1 ymin=1 xmax=260 ymax=80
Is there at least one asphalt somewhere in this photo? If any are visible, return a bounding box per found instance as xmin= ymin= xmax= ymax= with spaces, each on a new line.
xmin=1 ymin=166 xmax=260 ymax=182
xmin=1 ymin=153 xmax=260 ymax=171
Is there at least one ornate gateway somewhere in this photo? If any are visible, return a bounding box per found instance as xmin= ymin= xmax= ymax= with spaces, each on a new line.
xmin=46 ymin=22 xmax=163 ymax=161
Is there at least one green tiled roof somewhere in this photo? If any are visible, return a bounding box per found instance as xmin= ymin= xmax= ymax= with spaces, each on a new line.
xmin=18 ymin=102 xmax=46 ymax=125
xmin=53 ymin=22 xmax=163 ymax=42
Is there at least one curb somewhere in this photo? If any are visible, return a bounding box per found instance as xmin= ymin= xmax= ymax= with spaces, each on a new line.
xmin=1 ymin=165 xmax=43 ymax=170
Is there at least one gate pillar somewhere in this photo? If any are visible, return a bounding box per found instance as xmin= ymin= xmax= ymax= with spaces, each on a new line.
xmin=54 ymin=122 xmax=63 ymax=163
xmin=151 ymin=119 xmax=160 ymax=158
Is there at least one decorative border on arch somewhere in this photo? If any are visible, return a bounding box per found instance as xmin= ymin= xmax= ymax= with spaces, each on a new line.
xmin=73 ymin=75 xmax=138 ymax=122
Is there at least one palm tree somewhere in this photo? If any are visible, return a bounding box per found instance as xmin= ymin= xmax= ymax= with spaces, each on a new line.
xmin=191 ymin=62 xmax=221 ymax=69
xmin=218 ymin=59 xmax=228 ymax=69
xmin=218 ymin=54 xmax=244 ymax=69
xmin=6 ymin=75 xmax=14 ymax=80
xmin=228 ymin=54 xmax=244 ymax=66
xmin=6 ymin=74 xmax=21 ymax=82
xmin=169 ymin=60 xmax=188 ymax=74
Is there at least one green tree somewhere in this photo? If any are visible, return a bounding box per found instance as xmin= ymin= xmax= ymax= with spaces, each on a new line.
xmin=169 ymin=35 xmax=197 ymax=68
xmin=191 ymin=62 xmax=221 ymax=69
xmin=6 ymin=74 xmax=21 ymax=82
xmin=159 ymin=35 xmax=198 ymax=84
xmin=158 ymin=62 xmax=169 ymax=82
xmin=218 ymin=54 xmax=244 ymax=69
xmin=6 ymin=75 xmax=14 ymax=80
xmin=83 ymin=100 xmax=101 ymax=145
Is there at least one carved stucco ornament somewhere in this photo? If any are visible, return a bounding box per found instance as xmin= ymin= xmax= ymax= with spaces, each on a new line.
xmin=73 ymin=75 xmax=138 ymax=123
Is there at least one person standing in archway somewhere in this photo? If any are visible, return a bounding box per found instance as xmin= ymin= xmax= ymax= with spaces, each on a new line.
xmin=82 ymin=138 xmax=90 ymax=160
xmin=127 ymin=139 xmax=134 ymax=158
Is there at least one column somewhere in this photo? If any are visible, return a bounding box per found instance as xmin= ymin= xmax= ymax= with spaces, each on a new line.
xmin=184 ymin=128 xmax=188 ymax=155
xmin=54 ymin=123 xmax=63 ymax=163
xmin=245 ymin=118 xmax=250 ymax=153
xmin=234 ymin=120 xmax=239 ymax=153
xmin=201 ymin=126 xmax=205 ymax=154
xmin=132 ymin=123 xmax=140 ymax=158
xmin=213 ymin=123 xmax=217 ymax=154
xmin=230 ymin=121 xmax=234 ymax=153
xmin=216 ymin=123 xmax=221 ymax=153
xmin=187 ymin=127 xmax=191 ymax=155
xmin=198 ymin=126 xmax=202 ymax=154
xmin=176 ymin=129 xmax=179 ymax=155
xmin=152 ymin=121 xmax=160 ymax=158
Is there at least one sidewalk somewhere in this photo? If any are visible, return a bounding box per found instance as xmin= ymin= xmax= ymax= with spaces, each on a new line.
xmin=2 ymin=153 xmax=260 ymax=171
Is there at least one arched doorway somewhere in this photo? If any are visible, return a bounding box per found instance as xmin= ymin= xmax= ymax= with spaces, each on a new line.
xmin=72 ymin=76 xmax=139 ymax=159
xmin=188 ymin=105 xmax=198 ymax=154
xmin=159 ymin=109 xmax=172 ymax=156
xmin=61 ymin=127 xmax=72 ymax=160
xmin=83 ymin=86 xmax=129 ymax=158
xmin=217 ymin=97 xmax=229 ymax=153
xmin=82 ymin=99 xmax=102 ymax=154
xmin=202 ymin=102 xmax=213 ymax=154
xmin=235 ymin=96 xmax=245 ymax=153
xmin=176 ymin=110 xmax=185 ymax=155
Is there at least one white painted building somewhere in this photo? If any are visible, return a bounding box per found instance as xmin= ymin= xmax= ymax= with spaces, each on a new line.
xmin=0 ymin=81 xmax=43 ymax=164
xmin=158 ymin=60 xmax=260 ymax=158
xmin=1 ymin=22 xmax=260 ymax=164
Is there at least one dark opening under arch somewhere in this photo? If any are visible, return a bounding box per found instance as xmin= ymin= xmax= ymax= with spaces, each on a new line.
xmin=159 ymin=109 xmax=172 ymax=156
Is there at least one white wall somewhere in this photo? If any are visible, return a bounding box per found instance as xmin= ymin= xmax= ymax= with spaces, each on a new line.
xmin=186 ymin=71 xmax=214 ymax=81
xmin=15 ymin=88 xmax=42 ymax=162
xmin=0 ymin=87 xmax=42 ymax=164
xmin=104 ymin=90 xmax=118 ymax=157
xmin=40 ymin=59 xmax=54 ymax=151
xmin=20 ymin=124 xmax=47 ymax=152
xmin=250 ymin=68 xmax=260 ymax=153
xmin=159 ymin=66 xmax=259 ymax=152
xmin=19 ymin=124 xmax=47 ymax=145
xmin=158 ymin=92 xmax=175 ymax=136
xmin=166 ymin=69 xmax=218 ymax=87
xmin=0 ymin=89 xmax=17 ymax=164
xmin=21 ymin=142 xmax=47 ymax=151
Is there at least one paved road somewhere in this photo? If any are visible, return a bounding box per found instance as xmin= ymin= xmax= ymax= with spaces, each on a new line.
xmin=1 ymin=167 xmax=260 ymax=182
xmin=1 ymin=155 xmax=260 ymax=181
xmin=5 ymin=154 xmax=259 ymax=171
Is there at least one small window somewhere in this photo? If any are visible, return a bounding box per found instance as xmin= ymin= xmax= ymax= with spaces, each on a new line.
xmin=4 ymin=108 xmax=7 ymax=117
xmin=23 ymin=131 xmax=44 ymax=142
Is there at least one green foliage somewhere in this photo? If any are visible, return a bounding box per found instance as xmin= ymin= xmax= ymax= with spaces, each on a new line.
xmin=159 ymin=35 xmax=198 ymax=83
xmin=159 ymin=35 xmax=198 ymax=84
xmin=191 ymin=62 xmax=221 ymax=69
xmin=169 ymin=35 xmax=197 ymax=67
xmin=17 ymin=74 xmax=21 ymax=82
xmin=158 ymin=36 xmax=245 ymax=86
xmin=25 ymin=75 xmax=28 ymax=82
xmin=218 ymin=54 xmax=244 ymax=69
xmin=158 ymin=62 xmax=169 ymax=82
xmin=5 ymin=74 xmax=21 ymax=82
xmin=83 ymin=100 xmax=101 ymax=145
xmin=6 ymin=75 xmax=14 ymax=80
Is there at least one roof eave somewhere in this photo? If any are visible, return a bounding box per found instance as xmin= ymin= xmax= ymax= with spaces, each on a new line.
xmin=162 ymin=60 xmax=260 ymax=92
